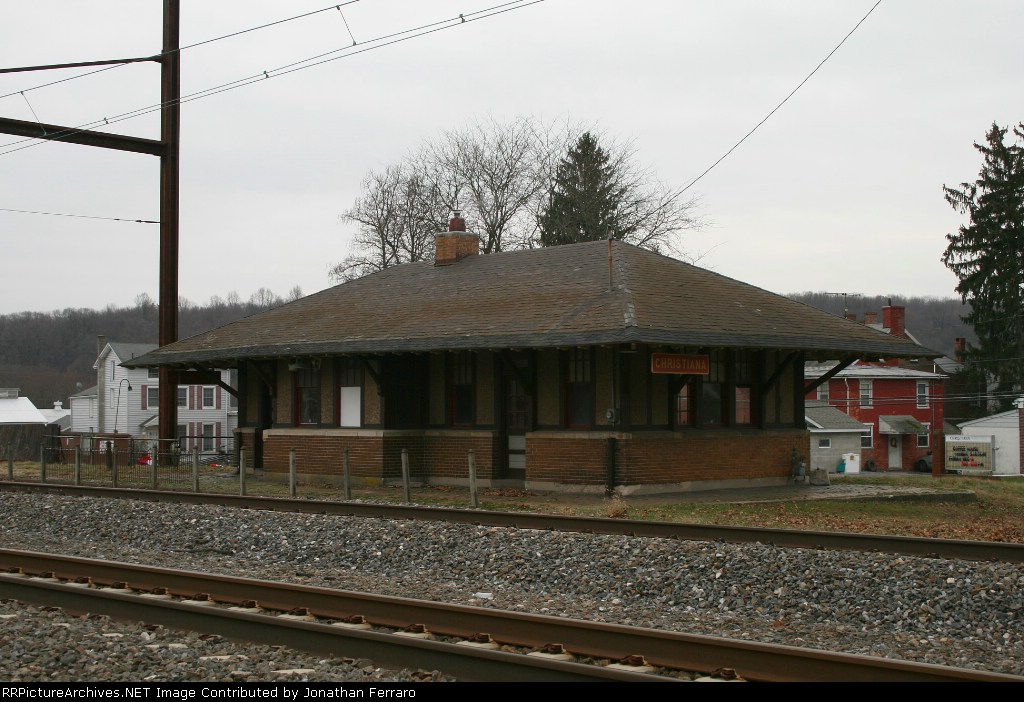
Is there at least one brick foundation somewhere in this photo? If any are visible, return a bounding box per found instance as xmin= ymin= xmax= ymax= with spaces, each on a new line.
xmin=253 ymin=427 xmax=809 ymax=493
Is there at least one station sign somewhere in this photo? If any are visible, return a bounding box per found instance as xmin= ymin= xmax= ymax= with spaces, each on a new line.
xmin=650 ymin=353 xmax=710 ymax=375
xmin=944 ymin=434 xmax=994 ymax=472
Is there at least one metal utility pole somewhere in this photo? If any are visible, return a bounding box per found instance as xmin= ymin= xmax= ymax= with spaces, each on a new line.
xmin=0 ymin=0 xmax=180 ymax=461
xmin=159 ymin=0 xmax=181 ymax=462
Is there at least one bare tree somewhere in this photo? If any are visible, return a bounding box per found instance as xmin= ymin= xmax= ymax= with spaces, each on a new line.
xmin=331 ymin=116 xmax=703 ymax=281
xmin=329 ymin=164 xmax=448 ymax=283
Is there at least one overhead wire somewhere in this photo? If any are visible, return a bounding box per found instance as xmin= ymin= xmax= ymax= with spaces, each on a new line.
xmin=677 ymin=0 xmax=884 ymax=196
xmin=0 ymin=0 xmax=542 ymax=157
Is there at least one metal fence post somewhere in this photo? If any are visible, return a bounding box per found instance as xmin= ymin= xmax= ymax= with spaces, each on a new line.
xmin=150 ymin=457 xmax=158 ymax=491
xmin=289 ymin=448 xmax=296 ymax=498
xmin=192 ymin=445 xmax=200 ymax=493
xmin=468 ymin=448 xmax=478 ymax=509
xmin=342 ymin=447 xmax=351 ymax=501
xmin=40 ymin=443 xmax=46 ymax=483
xmin=401 ymin=448 xmax=411 ymax=504
xmin=74 ymin=445 xmax=82 ymax=486
xmin=112 ymin=445 xmax=119 ymax=489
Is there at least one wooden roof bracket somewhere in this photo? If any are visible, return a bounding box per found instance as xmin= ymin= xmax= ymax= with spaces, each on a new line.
xmin=803 ymin=355 xmax=858 ymax=396
xmin=359 ymin=357 xmax=384 ymax=396
xmin=762 ymin=351 xmax=798 ymax=394
xmin=500 ymin=350 xmax=535 ymax=396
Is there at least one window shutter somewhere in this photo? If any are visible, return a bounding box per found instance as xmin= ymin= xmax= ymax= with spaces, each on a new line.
xmin=215 ymin=422 xmax=222 ymax=444
xmin=190 ymin=386 xmax=196 ymax=410
xmin=216 ymin=386 xmax=222 ymax=410
xmin=141 ymin=384 xmax=148 ymax=410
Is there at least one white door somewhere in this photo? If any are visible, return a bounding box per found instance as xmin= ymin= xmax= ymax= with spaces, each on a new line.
xmin=887 ymin=435 xmax=902 ymax=470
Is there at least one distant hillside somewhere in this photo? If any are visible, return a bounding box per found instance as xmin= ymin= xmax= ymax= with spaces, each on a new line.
xmin=0 ymin=290 xmax=975 ymax=409
xmin=0 ymin=290 xmax=295 ymax=408
xmin=786 ymin=292 xmax=975 ymax=358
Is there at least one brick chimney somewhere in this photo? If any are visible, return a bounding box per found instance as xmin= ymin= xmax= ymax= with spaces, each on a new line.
xmin=864 ymin=312 xmax=878 ymax=325
xmin=434 ymin=211 xmax=479 ymax=266
xmin=954 ymin=337 xmax=967 ymax=363
xmin=882 ymin=304 xmax=906 ymax=338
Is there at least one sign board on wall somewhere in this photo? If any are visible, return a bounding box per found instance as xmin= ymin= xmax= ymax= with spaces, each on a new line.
xmin=650 ymin=353 xmax=710 ymax=375
xmin=944 ymin=435 xmax=994 ymax=472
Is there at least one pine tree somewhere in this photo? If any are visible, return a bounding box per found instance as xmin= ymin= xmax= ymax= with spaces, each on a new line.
xmin=941 ymin=122 xmax=1024 ymax=411
xmin=538 ymin=132 xmax=626 ymax=246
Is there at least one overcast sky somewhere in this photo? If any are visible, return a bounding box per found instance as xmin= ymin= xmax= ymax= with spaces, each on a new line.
xmin=2 ymin=0 xmax=1022 ymax=316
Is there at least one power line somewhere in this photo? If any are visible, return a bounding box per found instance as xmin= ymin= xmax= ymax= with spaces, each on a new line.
xmin=0 ymin=1 xmax=363 ymax=101
xmin=0 ymin=1 xmax=543 ymax=157
xmin=678 ymin=0 xmax=883 ymax=195
xmin=0 ymin=207 xmax=157 ymax=224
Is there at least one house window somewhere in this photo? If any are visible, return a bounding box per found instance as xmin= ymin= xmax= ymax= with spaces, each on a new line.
xmin=202 ymin=386 xmax=216 ymax=409
xmin=294 ymin=368 xmax=321 ymax=425
xmin=816 ymin=383 xmax=829 ymax=402
xmin=202 ymin=423 xmax=215 ymax=452
xmin=861 ymin=424 xmax=874 ymax=448
xmin=148 ymin=368 xmax=159 ymax=379
xmin=818 ymin=438 xmax=832 ymax=449
xmin=147 ymin=387 xmax=159 ymax=409
xmin=228 ymin=369 xmax=238 ymax=409
xmin=916 ymin=381 xmax=929 ymax=408
xmin=917 ymin=423 xmax=930 ymax=448
xmin=859 ymin=380 xmax=873 ymax=408
xmin=177 ymin=387 xmax=188 ymax=408
xmin=449 ymin=352 xmax=476 ymax=426
xmin=565 ymin=348 xmax=594 ymax=428
xmin=338 ymin=358 xmax=363 ymax=428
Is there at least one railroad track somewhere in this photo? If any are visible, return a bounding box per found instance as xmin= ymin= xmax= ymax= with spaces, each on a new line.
xmin=2 ymin=481 xmax=1022 ymax=563
xmin=1 ymin=549 xmax=1018 ymax=683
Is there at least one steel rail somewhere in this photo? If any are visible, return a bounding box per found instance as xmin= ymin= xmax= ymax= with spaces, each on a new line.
xmin=2 ymin=481 xmax=1022 ymax=563
xmin=1 ymin=549 xmax=1018 ymax=683
xmin=0 ymin=574 xmax=668 ymax=683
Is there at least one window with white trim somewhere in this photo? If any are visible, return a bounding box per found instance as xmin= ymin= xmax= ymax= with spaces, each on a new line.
xmin=818 ymin=438 xmax=831 ymax=449
xmin=177 ymin=387 xmax=188 ymax=408
xmin=202 ymin=386 xmax=216 ymax=409
xmin=917 ymin=423 xmax=930 ymax=448
xmin=148 ymin=368 xmax=159 ymax=379
xmin=859 ymin=380 xmax=873 ymax=408
xmin=147 ymin=387 xmax=159 ymax=409
xmin=202 ymin=423 xmax=215 ymax=452
xmin=816 ymin=383 xmax=829 ymax=402
xmin=916 ymin=381 xmax=929 ymax=408
xmin=861 ymin=424 xmax=873 ymax=448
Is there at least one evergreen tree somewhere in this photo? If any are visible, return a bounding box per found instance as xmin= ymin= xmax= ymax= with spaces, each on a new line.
xmin=538 ymin=132 xmax=627 ymax=246
xmin=941 ymin=122 xmax=1024 ymax=411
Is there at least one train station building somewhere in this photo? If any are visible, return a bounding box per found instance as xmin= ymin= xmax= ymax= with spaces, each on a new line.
xmin=125 ymin=220 xmax=934 ymax=495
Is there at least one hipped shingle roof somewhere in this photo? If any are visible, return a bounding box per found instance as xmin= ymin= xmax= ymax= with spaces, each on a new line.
xmin=124 ymin=240 xmax=935 ymax=368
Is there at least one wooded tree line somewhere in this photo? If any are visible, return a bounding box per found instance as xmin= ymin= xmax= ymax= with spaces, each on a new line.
xmin=0 ymin=287 xmax=301 ymax=409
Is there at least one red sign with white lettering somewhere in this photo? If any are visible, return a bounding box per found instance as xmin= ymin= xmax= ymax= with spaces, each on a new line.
xmin=650 ymin=353 xmax=710 ymax=375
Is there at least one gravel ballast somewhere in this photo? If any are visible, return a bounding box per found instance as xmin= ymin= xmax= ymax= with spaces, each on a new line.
xmin=0 ymin=492 xmax=1021 ymax=681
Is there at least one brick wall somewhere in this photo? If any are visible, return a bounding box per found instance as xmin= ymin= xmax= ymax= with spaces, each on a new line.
xmin=257 ymin=427 xmax=808 ymax=490
xmin=259 ymin=429 xmax=498 ymax=484
xmin=527 ymin=429 xmax=806 ymax=486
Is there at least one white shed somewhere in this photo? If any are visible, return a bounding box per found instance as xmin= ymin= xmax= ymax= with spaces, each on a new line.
xmin=957 ymin=401 xmax=1023 ymax=476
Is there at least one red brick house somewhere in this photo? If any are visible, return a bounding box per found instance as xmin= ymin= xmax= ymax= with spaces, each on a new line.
xmin=804 ymin=305 xmax=946 ymax=472
xmin=125 ymin=221 xmax=933 ymax=495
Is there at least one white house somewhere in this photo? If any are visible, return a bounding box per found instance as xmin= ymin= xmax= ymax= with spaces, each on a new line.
xmin=956 ymin=399 xmax=1024 ymax=476
xmin=78 ymin=336 xmax=238 ymax=455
